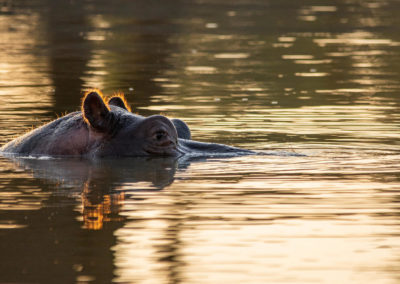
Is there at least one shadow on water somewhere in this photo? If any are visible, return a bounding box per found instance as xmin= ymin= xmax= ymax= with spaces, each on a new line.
xmin=0 ymin=155 xmax=185 ymax=283
xmin=44 ymin=0 xmax=91 ymax=109
xmin=15 ymin=156 xmax=178 ymax=190
xmin=42 ymin=0 xmax=181 ymax=111
xmin=4 ymin=0 xmax=181 ymax=111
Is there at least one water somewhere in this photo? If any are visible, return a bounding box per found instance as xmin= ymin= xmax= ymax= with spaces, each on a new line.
xmin=1 ymin=0 xmax=400 ymax=283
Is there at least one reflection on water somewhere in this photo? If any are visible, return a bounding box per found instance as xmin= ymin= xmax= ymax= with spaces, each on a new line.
xmin=0 ymin=10 xmax=53 ymax=143
xmin=2 ymin=150 xmax=400 ymax=283
xmin=2 ymin=0 xmax=400 ymax=283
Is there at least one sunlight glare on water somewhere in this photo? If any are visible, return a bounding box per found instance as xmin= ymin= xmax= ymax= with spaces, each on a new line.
xmin=1 ymin=0 xmax=400 ymax=283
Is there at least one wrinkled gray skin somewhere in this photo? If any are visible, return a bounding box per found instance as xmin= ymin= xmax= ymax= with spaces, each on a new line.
xmin=0 ymin=92 xmax=254 ymax=158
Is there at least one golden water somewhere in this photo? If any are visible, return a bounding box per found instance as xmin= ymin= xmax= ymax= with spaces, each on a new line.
xmin=1 ymin=0 xmax=400 ymax=283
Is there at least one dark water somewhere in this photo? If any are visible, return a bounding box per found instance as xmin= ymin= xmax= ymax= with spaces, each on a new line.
xmin=1 ymin=0 xmax=400 ymax=283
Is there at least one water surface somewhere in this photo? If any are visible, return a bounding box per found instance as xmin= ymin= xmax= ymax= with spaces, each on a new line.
xmin=1 ymin=0 xmax=400 ymax=283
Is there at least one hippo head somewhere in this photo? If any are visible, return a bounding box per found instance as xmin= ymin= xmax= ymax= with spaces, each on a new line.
xmin=82 ymin=91 xmax=180 ymax=157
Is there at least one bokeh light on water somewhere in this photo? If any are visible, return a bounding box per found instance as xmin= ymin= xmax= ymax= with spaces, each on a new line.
xmin=1 ymin=0 xmax=400 ymax=283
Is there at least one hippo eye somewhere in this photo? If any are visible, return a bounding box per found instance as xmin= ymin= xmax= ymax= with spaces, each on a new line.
xmin=155 ymin=130 xmax=167 ymax=141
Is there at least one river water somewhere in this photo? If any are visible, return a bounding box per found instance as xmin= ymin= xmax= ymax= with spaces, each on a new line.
xmin=1 ymin=0 xmax=400 ymax=283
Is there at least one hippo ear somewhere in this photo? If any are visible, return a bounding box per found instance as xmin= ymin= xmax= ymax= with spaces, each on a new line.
xmin=108 ymin=96 xmax=131 ymax=111
xmin=82 ymin=91 xmax=112 ymax=132
xmin=171 ymin=118 xmax=191 ymax=140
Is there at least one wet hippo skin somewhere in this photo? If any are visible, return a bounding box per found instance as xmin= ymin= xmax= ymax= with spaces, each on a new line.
xmin=0 ymin=90 xmax=254 ymax=158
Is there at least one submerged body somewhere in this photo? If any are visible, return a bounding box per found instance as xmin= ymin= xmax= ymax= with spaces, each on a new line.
xmin=0 ymin=91 xmax=254 ymax=158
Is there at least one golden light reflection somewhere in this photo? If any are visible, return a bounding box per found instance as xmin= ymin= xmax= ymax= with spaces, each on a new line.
xmin=78 ymin=14 xmax=112 ymax=90
xmin=278 ymin=36 xmax=296 ymax=42
xmin=81 ymin=182 xmax=124 ymax=230
xmin=282 ymin=55 xmax=314 ymax=60
xmin=185 ymin=66 xmax=217 ymax=74
xmin=110 ymin=147 xmax=400 ymax=283
xmin=295 ymin=72 xmax=329 ymax=77
xmin=179 ymin=222 xmax=394 ymax=283
xmin=0 ymin=13 xmax=53 ymax=141
xmin=214 ymin=53 xmax=250 ymax=59
xmin=314 ymin=36 xmax=398 ymax=47
xmin=171 ymin=103 xmax=400 ymax=149
xmin=0 ymin=158 xmax=52 ymax=213
xmin=297 ymin=5 xmax=337 ymax=22
xmin=2 ymin=1 xmax=400 ymax=283
xmin=294 ymin=59 xmax=332 ymax=64
xmin=309 ymin=6 xmax=337 ymax=12
xmin=80 ymin=50 xmax=108 ymax=90
xmin=113 ymin=205 xmax=182 ymax=283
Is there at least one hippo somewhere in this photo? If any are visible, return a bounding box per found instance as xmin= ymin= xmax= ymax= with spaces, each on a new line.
xmin=0 ymin=90 xmax=255 ymax=158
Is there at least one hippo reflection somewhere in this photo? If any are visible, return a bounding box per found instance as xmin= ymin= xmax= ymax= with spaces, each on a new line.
xmin=6 ymin=156 xmax=179 ymax=230
xmin=0 ymin=90 xmax=254 ymax=158
xmin=11 ymin=156 xmax=178 ymax=190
